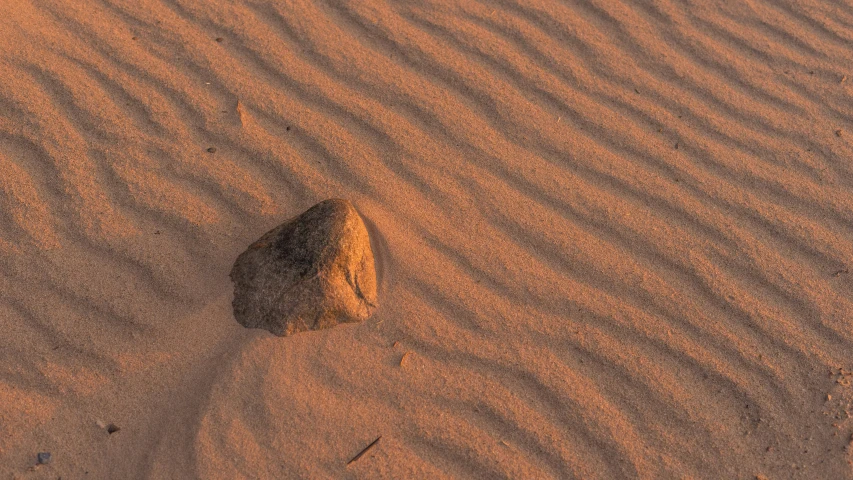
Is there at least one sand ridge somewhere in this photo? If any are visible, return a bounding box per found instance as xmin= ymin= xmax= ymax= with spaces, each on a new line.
xmin=2 ymin=0 xmax=853 ymax=478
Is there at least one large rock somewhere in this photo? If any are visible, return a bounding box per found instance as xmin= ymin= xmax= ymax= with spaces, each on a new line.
xmin=229 ymin=199 xmax=378 ymax=336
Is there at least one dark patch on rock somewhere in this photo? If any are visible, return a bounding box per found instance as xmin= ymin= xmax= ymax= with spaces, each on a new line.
xmin=230 ymin=199 xmax=378 ymax=336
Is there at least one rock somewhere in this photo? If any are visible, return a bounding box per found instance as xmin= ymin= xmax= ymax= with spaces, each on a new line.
xmin=37 ymin=452 xmax=51 ymax=465
xmin=230 ymin=199 xmax=378 ymax=336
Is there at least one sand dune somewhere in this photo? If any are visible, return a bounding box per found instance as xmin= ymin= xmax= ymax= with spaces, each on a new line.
xmin=2 ymin=0 xmax=853 ymax=478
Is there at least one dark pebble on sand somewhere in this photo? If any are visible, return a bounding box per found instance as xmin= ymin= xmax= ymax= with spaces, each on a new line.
xmin=207 ymin=147 xmax=217 ymax=153
xmin=37 ymin=452 xmax=51 ymax=465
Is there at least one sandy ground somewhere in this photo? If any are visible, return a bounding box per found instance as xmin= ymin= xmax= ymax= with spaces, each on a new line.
xmin=2 ymin=0 xmax=853 ymax=478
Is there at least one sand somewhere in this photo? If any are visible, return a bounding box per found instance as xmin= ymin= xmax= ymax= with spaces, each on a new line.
xmin=1 ymin=0 xmax=853 ymax=478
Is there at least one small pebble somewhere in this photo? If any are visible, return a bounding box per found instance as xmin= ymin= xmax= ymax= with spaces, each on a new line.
xmin=207 ymin=147 xmax=217 ymax=153
xmin=37 ymin=452 xmax=51 ymax=465
xmin=107 ymin=424 xmax=120 ymax=434
xmin=215 ymin=37 xmax=223 ymax=42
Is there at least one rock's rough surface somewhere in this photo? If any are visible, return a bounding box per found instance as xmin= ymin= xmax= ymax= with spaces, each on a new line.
xmin=230 ymin=199 xmax=378 ymax=336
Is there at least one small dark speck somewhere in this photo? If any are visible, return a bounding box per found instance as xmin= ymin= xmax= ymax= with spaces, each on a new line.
xmin=215 ymin=37 xmax=223 ymax=42
xmin=675 ymin=142 xmax=679 ymax=149
xmin=836 ymin=129 xmax=843 ymax=137
xmin=154 ymin=230 xmax=161 ymax=235
xmin=132 ymin=36 xmax=137 ymax=40
xmin=810 ymin=71 xmax=815 ymax=75
xmin=37 ymin=452 xmax=51 ymax=465
xmin=286 ymin=126 xmax=291 ymax=131
xmin=634 ymin=88 xmax=639 ymax=94
xmin=207 ymin=147 xmax=217 ymax=153
xmin=107 ymin=424 xmax=120 ymax=434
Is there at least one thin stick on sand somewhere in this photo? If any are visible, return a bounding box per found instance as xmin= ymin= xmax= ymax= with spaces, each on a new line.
xmin=347 ymin=436 xmax=382 ymax=466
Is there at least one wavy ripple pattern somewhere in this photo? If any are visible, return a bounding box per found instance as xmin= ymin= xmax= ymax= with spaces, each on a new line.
xmin=1 ymin=0 xmax=853 ymax=478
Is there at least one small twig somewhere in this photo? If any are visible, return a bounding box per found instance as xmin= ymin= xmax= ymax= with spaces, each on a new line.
xmin=348 ymin=436 xmax=381 ymax=466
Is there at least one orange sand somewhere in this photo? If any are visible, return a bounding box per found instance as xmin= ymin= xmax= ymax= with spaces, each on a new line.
xmin=2 ymin=0 xmax=853 ymax=478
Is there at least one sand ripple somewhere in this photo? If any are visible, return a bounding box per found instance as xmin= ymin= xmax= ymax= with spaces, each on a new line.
xmin=1 ymin=0 xmax=853 ymax=478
